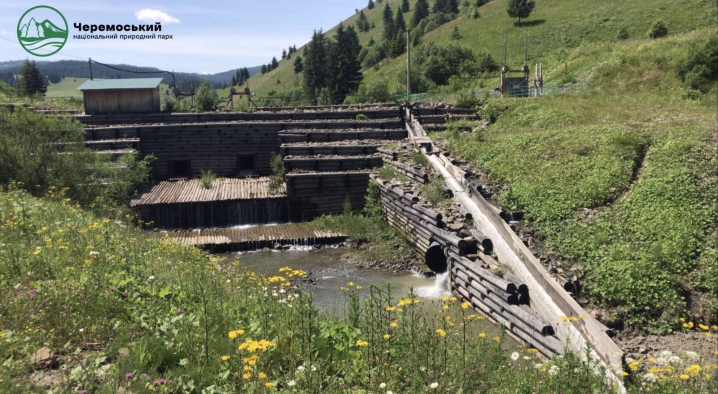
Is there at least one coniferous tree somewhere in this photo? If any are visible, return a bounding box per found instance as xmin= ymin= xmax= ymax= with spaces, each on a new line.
xmin=451 ymin=26 xmax=461 ymax=39
xmin=447 ymin=0 xmax=459 ymax=13
xmin=294 ymin=56 xmax=303 ymax=74
xmin=282 ymin=49 xmax=287 ymax=59
xmin=271 ymin=57 xmax=279 ymax=70
xmin=327 ymin=24 xmax=363 ymax=102
xmin=402 ymin=0 xmax=410 ymax=12
xmin=19 ymin=60 xmax=46 ymax=96
xmin=260 ymin=64 xmax=267 ymax=74
xmin=433 ymin=0 xmax=447 ymax=13
xmin=368 ymin=0 xmax=374 ymax=10
xmin=382 ymin=3 xmax=395 ymax=40
xmin=506 ymin=0 xmax=535 ymax=26
xmin=357 ymin=10 xmax=369 ymax=32
xmin=303 ymin=30 xmax=328 ymax=103
xmin=395 ymin=7 xmax=406 ymax=32
xmin=231 ymin=75 xmax=237 ymax=86
xmin=368 ymin=36 xmax=376 ymax=47
xmin=412 ymin=0 xmax=430 ymax=28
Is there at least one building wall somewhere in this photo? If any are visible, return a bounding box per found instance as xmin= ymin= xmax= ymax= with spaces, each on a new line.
xmin=83 ymin=88 xmax=160 ymax=114
xmin=139 ymin=124 xmax=280 ymax=180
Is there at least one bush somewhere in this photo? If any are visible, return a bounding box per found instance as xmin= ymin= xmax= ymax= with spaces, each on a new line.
xmin=675 ymin=35 xmax=718 ymax=92
xmin=616 ymin=26 xmax=629 ymax=40
xmin=414 ymin=42 xmax=478 ymax=85
xmin=455 ymin=91 xmax=483 ymax=109
xmin=0 ymin=108 xmax=152 ymax=206
xmin=480 ymin=101 xmax=501 ymax=123
xmin=200 ymin=170 xmax=216 ymax=189
xmin=268 ymin=152 xmax=285 ymax=193
xmin=647 ymin=20 xmax=668 ymax=39
xmin=195 ymin=82 xmax=218 ymax=111
xmin=421 ymin=176 xmax=451 ymax=204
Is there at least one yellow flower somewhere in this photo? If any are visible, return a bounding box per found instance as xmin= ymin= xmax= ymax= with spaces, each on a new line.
xmin=243 ymin=372 xmax=252 ymax=380
xmin=442 ymin=305 xmax=449 ymax=310
xmin=265 ymin=382 xmax=273 ymax=388
xmin=699 ymin=324 xmax=709 ymax=331
xmin=228 ymin=329 xmax=245 ymax=339
xmin=390 ymin=322 xmax=398 ymax=328
xmin=383 ymin=334 xmax=391 ymax=340
xmin=243 ymin=365 xmax=251 ymax=371
xmin=220 ymin=355 xmax=230 ymax=361
xmin=436 ymin=329 xmax=446 ymax=337
xmin=679 ymin=317 xmax=685 ymax=322
xmin=461 ymin=301 xmax=470 ymax=309
xmin=385 ymin=306 xmax=397 ymax=312
xmin=347 ymin=282 xmax=354 ymax=287
xmin=258 ymin=372 xmax=267 ymax=379
xmin=492 ymin=336 xmax=501 ymax=343
xmin=33 ymin=249 xmax=40 ymax=255
xmin=356 ymin=340 xmax=369 ymax=347
xmin=356 ymin=285 xmax=362 ymax=289
xmin=478 ymin=332 xmax=486 ymax=338
xmin=679 ymin=374 xmax=690 ymax=380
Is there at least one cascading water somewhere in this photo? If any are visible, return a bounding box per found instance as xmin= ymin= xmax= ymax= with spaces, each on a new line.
xmin=415 ymin=271 xmax=451 ymax=299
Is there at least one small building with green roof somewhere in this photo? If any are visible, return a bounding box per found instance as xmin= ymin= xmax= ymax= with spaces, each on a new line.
xmin=77 ymin=78 xmax=162 ymax=115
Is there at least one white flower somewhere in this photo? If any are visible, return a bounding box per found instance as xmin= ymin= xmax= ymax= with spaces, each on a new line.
xmin=379 ymin=383 xmax=386 ymax=388
xmin=296 ymin=365 xmax=305 ymax=372
xmin=287 ymin=380 xmax=296 ymax=387
xmin=419 ymin=366 xmax=426 ymax=372
xmin=511 ymin=352 xmax=519 ymax=361
xmin=89 ymin=251 xmax=99 ymax=256
xmin=386 ymin=391 xmax=394 ymax=394
xmin=148 ymin=276 xmax=155 ymax=281
xmin=642 ymin=373 xmax=658 ymax=383
xmin=310 ymin=364 xmax=317 ymax=372
xmin=548 ymin=365 xmax=560 ymax=376
xmin=430 ymin=382 xmax=439 ymax=388
xmin=685 ymin=351 xmax=699 ymax=361
xmin=523 ymin=356 xmax=530 ymax=360
xmin=79 ymin=328 xmax=84 ymax=333
xmin=534 ymin=363 xmax=543 ymax=370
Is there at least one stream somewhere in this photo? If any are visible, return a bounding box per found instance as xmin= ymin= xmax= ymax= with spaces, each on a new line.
xmin=220 ymin=247 xmax=511 ymax=342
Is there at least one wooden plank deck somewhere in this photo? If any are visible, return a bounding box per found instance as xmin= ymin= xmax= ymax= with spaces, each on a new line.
xmin=130 ymin=177 xmax=286 ymax=207
xmin=156 ymin=223 xmax=346 ymax=251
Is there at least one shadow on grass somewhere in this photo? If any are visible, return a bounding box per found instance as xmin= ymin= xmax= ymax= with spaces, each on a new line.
xmin=514 ymin=19 xmax=546 ymax=27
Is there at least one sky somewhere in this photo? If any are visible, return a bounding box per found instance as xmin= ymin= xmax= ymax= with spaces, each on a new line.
xmin=0 ymin=0 xmax=367 ymax=74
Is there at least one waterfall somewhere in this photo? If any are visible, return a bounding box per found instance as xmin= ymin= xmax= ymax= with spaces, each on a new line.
xmin=415 ymin=272 xmax=451 ymax=299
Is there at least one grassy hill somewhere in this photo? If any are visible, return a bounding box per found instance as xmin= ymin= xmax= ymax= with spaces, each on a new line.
xmin=45 ymin=77 xmax=86 ymax=99
xmin=237 ymin=0 xmax=716 ymax=101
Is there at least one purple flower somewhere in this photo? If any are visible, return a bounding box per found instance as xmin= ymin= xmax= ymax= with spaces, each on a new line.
xmin=80 ymin=390 xmax=87 ymax=394
xmin=29 ymin=292 xmax=35 ymax=300
xmin=168 ymin=380 xmax=173 ymax=385
xmin=159 ymin=379 xmax=165 ymax=385
xmin=153 ymin=380 xmax=159 ymax=387
xmin=125 ymin=373 xmax=132 ymax=379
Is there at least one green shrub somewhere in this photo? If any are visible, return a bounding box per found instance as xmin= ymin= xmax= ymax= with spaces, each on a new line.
xmin=356 ymin=113 xmax=369 ymax=120
xmin=195 ymin=82 xmax=218 ymax=111
xmin=268 ymin=152 xmax=285 ymax=193
xmin=411 ymin=151 xmax=429 ymax=167
xmin=647 ymin=20 xmax=668 ymax=39
xmin=480 ymin=101 xmax=501 ymax=124
xmin=421 ymin=176 xmax=450 ymax=204
xmin=455 ymin=91 xmax=483 ymax=109
xmin=414 ymin=42 xmax=479 ymax=86
xmin=675 ymin=35 xmax=718 ymax=92
xmin=199 ymin=169 xmax=216 ymax=189
xmin=0 ymin=108 xmax=152 ymax=206
xmin=617 ymin=26 xmax=629 ymax=40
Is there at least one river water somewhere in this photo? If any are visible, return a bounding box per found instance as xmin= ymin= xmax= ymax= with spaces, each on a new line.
xmin=220 ymin=247 xmax=509 ymax=340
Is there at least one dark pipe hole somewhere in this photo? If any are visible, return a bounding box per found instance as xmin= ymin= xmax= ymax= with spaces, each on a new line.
xmin=425 ymin=243 xmax=447 ymax=273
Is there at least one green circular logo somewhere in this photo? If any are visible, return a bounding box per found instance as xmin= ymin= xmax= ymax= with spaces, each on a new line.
xmin=17 ymin=5 xmax=68 ymax=57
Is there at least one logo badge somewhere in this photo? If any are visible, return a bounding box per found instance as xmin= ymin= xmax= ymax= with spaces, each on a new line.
xmin=17 ymin=5 xmax=68 ymax=57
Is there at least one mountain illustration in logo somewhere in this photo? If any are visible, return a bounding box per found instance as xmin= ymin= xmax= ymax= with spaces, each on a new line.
xmin=17 ymin=6 xmax=68 ymax=57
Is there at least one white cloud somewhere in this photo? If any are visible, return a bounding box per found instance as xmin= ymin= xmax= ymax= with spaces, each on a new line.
xmin=134 ymin=9 xmax=180 ymax=24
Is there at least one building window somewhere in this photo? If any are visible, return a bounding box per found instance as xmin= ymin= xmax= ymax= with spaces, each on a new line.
xmin=168 ymin=159 xmax=191 ymax=178
xmin=237 ymin=155 xmax=255 ymax=174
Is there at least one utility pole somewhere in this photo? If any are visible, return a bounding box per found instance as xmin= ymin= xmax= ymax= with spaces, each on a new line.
xmin=406 ymin=30 xmax=411 ymax=103
xmin=88 ymin=58 xmax=93 ymax=80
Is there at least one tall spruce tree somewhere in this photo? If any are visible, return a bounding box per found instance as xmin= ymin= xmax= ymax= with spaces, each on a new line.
xmin=395 ymin=7 xmax=406 ymax=32
xmin=231 ymin=75 xmax=237 ymax=86
xmin=357 ymin=10 xmax=369 ymax=32
xmin=19 ymin=60 xmax=46 ymax=96
xmin=412 ymin=0 xmax=430 ymax=28
xmin=294 ymin=56 xmax=303 ymax=74
xmin=368 ymin=0 xmax=374 ymax=9
xmin=271 ymin=56 xmax=279 ymax=69
xmin=303 ymin=30 xmax=328 ymax=103
xmin=261 ymin=64 xmax=267 ymax=74
xmin=327 ymin=24 xmax=363 ymax=102
xmin=402 ymin=0 xmax=410 ymax=12
xmin=506 ymin=0 xmax=535 ymax=26
xmin=382 ymin=3 xmax=395 ymax=39
xmin=282 ymin=49 xmax=287 ymax=59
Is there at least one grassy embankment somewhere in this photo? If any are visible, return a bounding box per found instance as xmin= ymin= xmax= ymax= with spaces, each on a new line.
xmin=432 ymin=29 xmax=717 ymax=333
xmin=2 ymin=186 xmax=717 ymax=393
